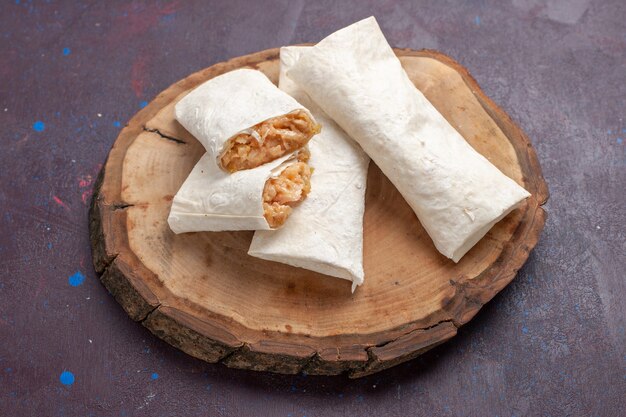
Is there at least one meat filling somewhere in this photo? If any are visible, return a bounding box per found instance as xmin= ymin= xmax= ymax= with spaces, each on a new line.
xmin=263 ymin=150 xmax=312 ymax=228
xmin=220 ymin=110 xmax=320 ymax=172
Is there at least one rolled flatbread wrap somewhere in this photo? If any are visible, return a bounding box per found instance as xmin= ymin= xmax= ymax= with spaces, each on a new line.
xmin=249 ymin=46 xmax=370 ymax=290
xmin=288 ymin=17 xmax=531 ymax=262
xmin=175 ymin=68 xmax=320 ymax=172
xmin=168 ymin=149 xmax=311 ymax=233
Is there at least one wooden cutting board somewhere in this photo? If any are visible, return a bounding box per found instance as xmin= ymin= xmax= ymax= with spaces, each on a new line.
xmin=89 ymin=48 xmax=548 ymax=378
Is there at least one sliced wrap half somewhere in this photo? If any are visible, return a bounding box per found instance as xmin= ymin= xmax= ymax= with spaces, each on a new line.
xmin=248 ymin=46 xmax=370 ymax=290
xmin=288 ymin=17 xmax=531 ymax=262
xmin=168 ymin=149 xmax=311 ymax=233
xmin=175 ymin=68 xmax=320 ymax=173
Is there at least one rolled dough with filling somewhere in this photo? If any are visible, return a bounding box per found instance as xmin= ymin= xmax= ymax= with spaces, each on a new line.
xmin=288 ymin=17 xmax=531 ymax=262
xmin=175 ymin=68 xmax=320 ymax=173
xmin=249 ymin=46 xmax=370 ymax=290
xmin=168 ymin=149 xmax=311 ymax=233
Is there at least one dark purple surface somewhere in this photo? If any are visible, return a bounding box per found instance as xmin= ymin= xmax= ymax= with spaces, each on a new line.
xmin=1 ymin=1 xmax=625 ymax=416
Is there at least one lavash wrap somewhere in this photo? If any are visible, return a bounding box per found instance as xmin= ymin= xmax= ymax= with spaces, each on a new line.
xmin=288 ymin=17 xmax=530 ymax=262
xmin=248 ymin=46 xmax=370 ymax=290
xmin=168 ymin=152 xmax=300 ymax=233
xmin=175 ymin=68 xmax=316 ymax=171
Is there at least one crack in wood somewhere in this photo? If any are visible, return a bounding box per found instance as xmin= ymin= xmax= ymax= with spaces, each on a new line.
xmin=217 ymin=342 xmax=243 ymax=364
xmin=112 ymin=202 xmax=134 ymax=211
xmin=143 ymin=126 xmax=186 ymax=144
xmin=99 ymin=252 xmax=119 ymax=275
xmin=138 ymin=303 xmax=162 ymax=324
xmin=372 ymin=319 xmax=457 ymax=350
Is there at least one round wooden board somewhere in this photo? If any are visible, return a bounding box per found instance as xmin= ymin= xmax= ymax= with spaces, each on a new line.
xmin=89 ymin=48 xmax=548 ymax=378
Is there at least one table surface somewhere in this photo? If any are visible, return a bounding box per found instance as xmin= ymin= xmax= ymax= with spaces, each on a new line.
xmin=1 ymin=1 xmax=624 ymax=416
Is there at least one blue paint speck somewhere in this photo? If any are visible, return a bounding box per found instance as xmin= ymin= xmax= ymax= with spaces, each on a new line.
xmin=161 ymin=13 xmax=176 ymax=23
xmin=151 ymin=372 xmax=159 ymax=380
xmin=474 ymin=16 xmax=481 ymax=25
xmin=622 ymin=128 xmax=626 ymax=134
xmin=68 ymin=271 xmax=85 ymax=287
xmin=617 ymin=138 xmax=623 ymax=144
xmin=5 ymin=367 xmax=12 ymax=373
xmin=140 ymin=101 xmax=148 ymax=109
xmin=206 ymin=384 xmax=212 ymax=391
xmin=47 ymin=242 xmax=52 ymax=249
xmin=33 ymin=121 xmax=45 ymax=132
xmin=62 ymin=47 xmax=71 ymax=56
xmin=60 ymin=370 xmax=75 ymax=385
xmin=607 ymin=129 xmax=612 ymax=134
xmin=522 ymin=326 xmax=529 ymax=334
xmin=113 ymin=121 xmax=121 ymax=128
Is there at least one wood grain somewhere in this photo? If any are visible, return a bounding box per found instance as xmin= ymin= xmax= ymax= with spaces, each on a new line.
xmin=89 ymin=48 xmax=548 ymax=377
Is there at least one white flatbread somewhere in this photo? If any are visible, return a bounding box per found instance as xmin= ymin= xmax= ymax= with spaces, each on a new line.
xmin=248 ymin=46 xmax=370 ymax=290
xmin=288 ymin=17 xmax=531 ymax=262
xmin=175 ymin=68 xmax=315 ymax=170
xmin=168 ymin=152 xmax=297 ymax=233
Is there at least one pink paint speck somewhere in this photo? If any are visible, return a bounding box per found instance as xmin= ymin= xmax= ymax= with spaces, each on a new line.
xmin=53 ymin=196 xmax=70 ymax=211
xmin=81 ymin=190 xmax=93 ymax=205
xmin=78 ymin=172 xmax=98 ymax=205
xmin=131 ymin=53 xmax=150 ymax=98
xmin=78 ymin=175 xmax=93 ymax=188
xmin=107 ymin=1 xmax=181 ymax=45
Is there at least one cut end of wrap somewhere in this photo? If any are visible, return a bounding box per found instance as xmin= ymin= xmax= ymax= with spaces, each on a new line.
xmin=219 ymin=110 xmax=320 ymax=173
xmin=263 ymin=149 xmax=312 ymax=229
